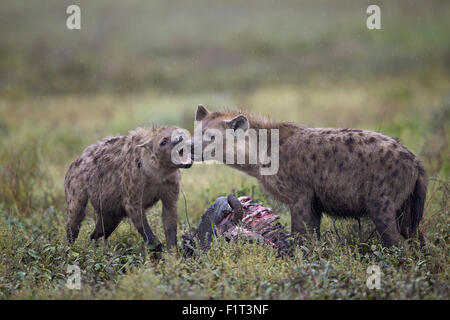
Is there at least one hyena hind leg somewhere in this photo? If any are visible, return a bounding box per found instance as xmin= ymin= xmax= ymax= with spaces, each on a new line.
xmin=290 ymin=193 xmax=322 ymax=242
xmin=368 ymin=200 xmax=401 ymax=247
xmin=66 ymin=189 xmax=88 ymax=244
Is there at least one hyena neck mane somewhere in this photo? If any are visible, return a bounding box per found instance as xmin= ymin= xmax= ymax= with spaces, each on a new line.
xmin=128 ymin=125 xmax=166 ymax=144
xmin=219 ymin=110 xmax=305 ymax=178
xmin=216 ymin=109 xmax=279 ymax=130
xmin=218 ymin=109 xmax=306 ymax=132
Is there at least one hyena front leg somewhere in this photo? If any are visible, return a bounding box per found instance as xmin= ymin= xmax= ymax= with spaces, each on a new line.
xmin=368 ymin=199 xmax=401 ymax=247
xmin=161 ymin=186 xmax=180 ymax=251
xmin=161 ymin=201 xmax=178 ymax=251
xmin=124 ymin=201 xmax=161 ymax=251
xmin=290 ymin=191 xmax=322 ymax=241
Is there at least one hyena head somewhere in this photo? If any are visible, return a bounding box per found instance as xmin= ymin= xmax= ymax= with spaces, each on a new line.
xmin=192 ymin=104 xmax=251 ymax=164
xmin=192 ymin=105 xmax=279 ymax=176
xmin=137 ymin=126 xmax=193 ymax=173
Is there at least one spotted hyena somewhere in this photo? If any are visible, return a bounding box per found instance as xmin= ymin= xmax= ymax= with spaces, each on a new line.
xmin=192 ymin=105 xmax=427 ymax=247
xmin=64 ymin=126 xmax=192 ymax=251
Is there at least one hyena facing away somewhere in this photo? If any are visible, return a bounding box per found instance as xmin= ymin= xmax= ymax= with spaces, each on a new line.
xmin=64 ymin=126 xmax=192 ymax=251
xmin=193 ymin=105 xmax=427 ymax=247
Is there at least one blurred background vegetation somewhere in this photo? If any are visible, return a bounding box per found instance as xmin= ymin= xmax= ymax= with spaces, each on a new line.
xmin=1 ymin=0 xmax=449 ymax=96
xmin=0 ymin=0 xmax=448 ymax=299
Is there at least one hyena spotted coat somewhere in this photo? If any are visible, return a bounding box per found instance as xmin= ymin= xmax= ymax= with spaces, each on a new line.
xmin=64 ymin=126 xmax=192 ymax=251
xmin=193 ymin=105 xmax=427 ymax=247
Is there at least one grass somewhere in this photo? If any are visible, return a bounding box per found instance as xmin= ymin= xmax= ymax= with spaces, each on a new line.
xmin=0 ymin=0 xmax=449 ymax=300
xmin=0 ymin=76 xmax=449 ymax=299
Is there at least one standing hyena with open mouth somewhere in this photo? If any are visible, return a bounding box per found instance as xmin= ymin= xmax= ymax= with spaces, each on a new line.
xmin=64 ymin=126 xmax=192 ymax=251
xmin=192 ymin=105 xmax=427 ymax=247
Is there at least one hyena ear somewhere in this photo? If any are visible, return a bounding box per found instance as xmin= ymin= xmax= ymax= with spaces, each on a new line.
xmin=196 ymin=104 xmax=210 ymax=121
xmin=226 ymin=115 xmax=249 ymax=132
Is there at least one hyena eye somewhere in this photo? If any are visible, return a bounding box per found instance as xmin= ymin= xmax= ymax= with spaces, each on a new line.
xmin=160 ymin=138 xmax=168 ymax=146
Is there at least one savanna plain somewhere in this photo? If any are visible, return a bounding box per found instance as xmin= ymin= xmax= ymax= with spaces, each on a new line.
xmin=0 ymin=0 xmax=449 ymax=299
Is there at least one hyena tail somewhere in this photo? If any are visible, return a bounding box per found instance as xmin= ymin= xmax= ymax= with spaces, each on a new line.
xmin=401 ymin=164 xmax=427 ymax=244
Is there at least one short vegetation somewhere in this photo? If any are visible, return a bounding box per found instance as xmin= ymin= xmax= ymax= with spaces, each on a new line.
xmin=0 ymin=0 xmax=449 ymax=299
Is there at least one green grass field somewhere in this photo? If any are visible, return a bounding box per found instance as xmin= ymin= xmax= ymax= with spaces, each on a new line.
xmin=0 ymin=0 xmax=449 ymax=299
